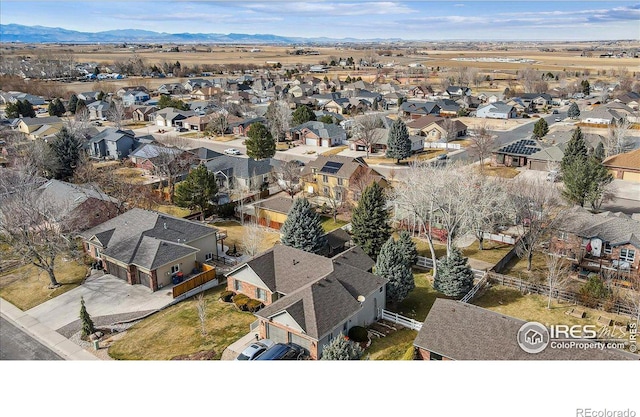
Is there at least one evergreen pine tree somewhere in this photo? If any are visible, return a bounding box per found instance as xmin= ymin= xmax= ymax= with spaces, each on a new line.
xmin=385 ymin=118 xmax=411 ymax=164
xmin=561 ymin=127 xmax=588 ymax=171
xmin=532 ymin=118 xmax=549 ymax=139
xmin=68 ymin=94 xmax=78 ymax=114
xmin=19 ymin=100 xmax=36 ymax=118
xmin=245 ymin=122 xmax=275 ymax=160
xmin=585 ymin=155 xmax=613 ymax=210
xmin=593 ymin=142 xmax=605 ymax=162
xmin=567 ymin=102 xmax=580 ymax=119
xmin=561 ymin=157 xmax=591 ymax=207
xmin=48 ymin=127 xmax=82 ymax=180
xmin=174 ymin=165 xmax=218 ymax=220
xmin=375 ymin=237 xmax=415 ymax=305
xmin=291 ymin=105 xmax=316 ymax=126
xmin=581 ymin=80 xmax=591 ymax=96
xmin=79 ymin=296 xmax=96 ymax=338
xmin=433 ymin=247 xmax=474 ymax=299
xmin=351 ymin=182 xmax=391 ymax=260
xmin=48 ymin=98 xmax=65 ymax=117
xmin=321 ymin=336 xmax=364 ymax=360
xmin=5 ymin=102 xmax=20 ymax=119
xmin=396 ymin=230 xmax=418 ymax=267
xmin=280 ymin=198 xmax=327 ymax=254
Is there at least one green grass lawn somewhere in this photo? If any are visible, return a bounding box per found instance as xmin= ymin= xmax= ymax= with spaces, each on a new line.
xmin=319 ymin=216 xmax=349 ymax=233
xmin=500 ymin=251 xmax=548 ymax=282
xmin=366 ymin=328 xmax=417 ymax=360
xmin=0 ymin=256 xmax=88 ymax=310
xmin=109 ymin=285 xmax=255 ymax=360
xmin=410 ymin=236 xmax=512 ymax=267
xmin=392 ymin=270 xmax=441 ymax=322
xmin=213 ymin=220 xmax=280 ymax=254
xmin=473 ymin=285 xmax=632 ymax=329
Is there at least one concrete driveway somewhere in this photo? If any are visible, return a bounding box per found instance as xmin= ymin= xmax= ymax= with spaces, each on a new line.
xmin=26 ymin=273 xmax=173 ymax=331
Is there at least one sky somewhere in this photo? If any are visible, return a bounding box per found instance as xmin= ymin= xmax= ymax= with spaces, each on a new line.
xmin=1 ymin=0 xmax=639 ymax=41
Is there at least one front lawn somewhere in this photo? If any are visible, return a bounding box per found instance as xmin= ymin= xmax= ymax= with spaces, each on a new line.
xmin=473 ymin=285 xmax=632 ymax=329
xmin=109 ymin=285 xmax=255 ymax=360
xmin=0 ymin=257 xmax=88 ymax=310
xmin=319 ymin=216 xmax=349 ymax=233
xmin=478 ymin=164 xmax=521 ymax=179
xmin=212 ymin=220 xmax=280 ymax=254
xmin=321 ymin=145 xmax=348 ymax=156
xmin=366 ymin=328 xmax=417 ymax=360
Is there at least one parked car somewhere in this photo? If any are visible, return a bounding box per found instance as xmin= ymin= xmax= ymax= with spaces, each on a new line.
xmin=224 ymin=148 xmax=241 ymax=155
xmin=552 ymin=110 xmax=559 ymax=114
xmin=254 ymin=343 xmax=305 ymax=360
xmin=555 ymin=117 xmax=562 ymax=122
xmin=235 ymin=339 xmax=275 ymax=360
xmin=436 ymin=153 xmax=448 ymax=160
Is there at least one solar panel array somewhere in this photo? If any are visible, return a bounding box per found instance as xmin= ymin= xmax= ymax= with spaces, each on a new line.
xmin=320 ymin=161 xmax=343 ymax=174
xmin=498 ymin=139 xmax=541 ymax=156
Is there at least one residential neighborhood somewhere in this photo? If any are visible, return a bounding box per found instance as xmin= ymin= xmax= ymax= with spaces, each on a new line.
xmin=1 ymin=1 xmax=640 ymax=373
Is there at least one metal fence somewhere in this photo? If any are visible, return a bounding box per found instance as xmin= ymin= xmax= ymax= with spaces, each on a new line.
xmin=424 ymin=142 xmax=462 ymax=150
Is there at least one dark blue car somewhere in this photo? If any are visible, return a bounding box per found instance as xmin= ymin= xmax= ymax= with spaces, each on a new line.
xmin=254 ymin=343 xmax=305 ymax=360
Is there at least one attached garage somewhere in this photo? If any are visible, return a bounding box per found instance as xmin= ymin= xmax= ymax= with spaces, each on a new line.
xmin=622 ymin=171 xmax=640 ymax=183
xmin=105 ymin=260 xmax=129 ymax=281
xmin=138 ymin=270 xmax=151 ymax=288
xmin=305 ymin=138 xmax=317 ymax=146
xmin=266 ymin=323 xmax=288 ymax=344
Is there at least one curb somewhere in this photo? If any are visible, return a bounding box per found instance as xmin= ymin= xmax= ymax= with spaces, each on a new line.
xmin=0 ymin=297 xmax=98 ymax=361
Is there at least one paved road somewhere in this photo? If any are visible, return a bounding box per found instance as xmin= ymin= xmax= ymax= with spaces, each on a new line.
xmin=0 ymin=317 xmax=62 ymax=360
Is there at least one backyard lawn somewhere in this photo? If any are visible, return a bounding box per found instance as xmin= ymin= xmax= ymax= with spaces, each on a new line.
xmin=392 ymin=271 xmax=441 ymax=322
xmin=0 ymin=256 xmax=88 ymax=310
xmin=411 ymin=236 xmax=513 ymax=267
xmin=319 ymin=216 xmax=349 ymax=233
xmin=473 ymin=285 xmax=632 ymax=330
xmin=153 ymin=204 xmax=192 ymax=218
xmin=500 ymin=251 xmax=548 ymax=282
xmin=366 ymin=328 xmax=417 ymax=360
xmin=212 ymin=220 xmax=280 ymax=254
xmin=109 ymin=285 xmax=255 ymax=360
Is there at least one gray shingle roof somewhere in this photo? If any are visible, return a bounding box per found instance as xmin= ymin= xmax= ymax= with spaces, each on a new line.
xmin=255 ymin=262 xmax=386 ymax=339
xmin=302 ymin=155 xmax=370 ymax=179
xmin=414 ymin=299 xmax=637 ymax=360
xmin=36 ymin=179 xmax=118 ymax=222
xmin=88 ymin=128 xmax=134 ymax=145
xmin=81 ymin=208 xmax=217 ymax=268
xmin=19 ymin=116 xmax=62 ymax=126
xmin=291 ymin=121 xmax=346 ymax=139
xmin=557 ymin=207 xmax=640 ymax=249
xmin=129 ymin=143 xmax=182 ymax=159
xmin=255 ymin=196 xmax=294 ymax=214
xmin=331 ymin=245 xmax=374 ymax=271
xmin=204 ymin=155 xmax=273 ymax=179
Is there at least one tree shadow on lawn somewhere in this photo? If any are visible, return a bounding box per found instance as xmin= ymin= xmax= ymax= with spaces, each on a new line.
xmin=473 ymin=286 xmax=524 ymax=308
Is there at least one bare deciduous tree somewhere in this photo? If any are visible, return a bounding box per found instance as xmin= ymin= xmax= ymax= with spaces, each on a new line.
xmin=508 ymin=177 xmax=562 ymax=271
xmin=195 ymin=292 xmax=207 ymax=337
xmin=242 ymin=221 xmax=265 ymax=257
xmin=0 ymin=167 xmax=73 ymax=288
xmin=468 ymin=121 xmax=495 ymax=174
xmin=107 ymin=97 xmax=126 ymax=130
xmin=265 ymin=100 xmax=292 ymax=142
xmin=605 ymin=117 xmax=634 ymax=157
xmin=206 ymin=112 xmax=229 ymax=137
xmin=352 ymin=114 xmax=383 ymax=158
xmin=545 ymin=252 xmax=571 ymax=309
xmin=272 ymin=160 xmax=303 ymax=197
xmin=463 ymin=175 xmax=510 ymax=251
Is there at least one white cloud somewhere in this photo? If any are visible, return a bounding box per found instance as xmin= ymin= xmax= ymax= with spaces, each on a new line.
xmin=242 ymin=2 xmax=416 ymax=16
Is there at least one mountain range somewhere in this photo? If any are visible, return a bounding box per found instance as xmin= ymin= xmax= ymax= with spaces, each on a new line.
xmin=0 ymin=24 xmax=401 ymax=44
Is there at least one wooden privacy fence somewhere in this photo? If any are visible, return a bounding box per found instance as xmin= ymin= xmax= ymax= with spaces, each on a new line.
xmin=380 ymin=309 xmax=423 ymax=331
xmin=486 ymin=272 xmax=636 ymax=318
xmin=172 ymin=263 xmax=217 ymax=298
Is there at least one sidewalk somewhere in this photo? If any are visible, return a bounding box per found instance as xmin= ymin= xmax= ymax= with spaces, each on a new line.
xmin=0 ymin=297 xmax=98 ymax=360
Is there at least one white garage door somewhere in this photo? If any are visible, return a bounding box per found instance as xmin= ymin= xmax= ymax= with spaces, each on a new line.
xmin=622 ymin=171 xmax=640 ymax=183
xmin=305 ymin=138 xmax=317 ymax=146
xmin=266 ymin=323 xmax=287 ymax=344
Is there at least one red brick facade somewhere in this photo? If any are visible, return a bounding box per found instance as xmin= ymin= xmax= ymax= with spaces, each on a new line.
xmin=226 ymin=276 xmax=274 ymax=305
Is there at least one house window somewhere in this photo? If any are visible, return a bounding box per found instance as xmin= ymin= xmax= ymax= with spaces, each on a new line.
xmin=335 ymin=191 xmax=342 ymax=201
xmin=94 ymin=247 xmax=101 ymax=259
xmin=337 ymin=178 xmax=344 ymax=186
xmin=620 ymin=249 xmax=636 ymax=263
xmin=170 ymin=264 xmax=180 ymax=274
xmin=323 ymin=175 xmax=328 ymax=183
xmin=430 ymin=352 xmax=443 ymax=361
xmin=558 ymin=231 xmax=569 ymax=241
xmin=255 ymin=287 xmax=266 ymax=301
xmin=205 ymin=253 xmax=213 ymax=262
xmin=323 ymin=187 xmax=329 ymax=196
xmin=604 ymin=243 xmax=612 ymax=255
xmin=234 ymin=280 xmax=243 ymax=292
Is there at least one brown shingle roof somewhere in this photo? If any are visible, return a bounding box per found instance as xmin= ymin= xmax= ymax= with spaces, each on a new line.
xmin=255 ymin=196 xmax=294 ymax=215
xmin=603 ymin=149 xmax=640 ymax=170
xmin=414 ymin=299 xmax=637 ymax=360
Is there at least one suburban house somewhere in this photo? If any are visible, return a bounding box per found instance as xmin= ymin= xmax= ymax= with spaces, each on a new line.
xmin=520 ymin=93 xmax=553 ymax=110
xmin=122 ymin=90 xmax=151 ymax=107
xmin=603 ymin=149 xmax=640 ymax=183
xmin=131 ymin=105 xmax=158 ymax=122
xmin=246 ymin=195 xmax=294 ymax=229
xmin=349 ymin=127 xmax=424 ymax=154
xmin=231 ymin=116 xmax=267 ymax=136
xmin=86 ymin=128 xmax=138 ymax=160
xmin=191 ymin=86 xmax=223 ymax=101
xmin=408 ymin=85 xmax=432 ymax=99
xmin=444 ymin=86 xmax=472 ymax=99
xmin=550 ymin=207 xmax=640 ymax=281
xmin=492 ymin=139 xmax=541 ymax=168
xmin=414 ymin=299 xmax=636 ymax=360
xmin=188 ymin=147 xmax=224 ymax=164
xmin=0 ymin=91 xmax=46 ymax=106
xmin=287 ymin=121 xmax=347 ymax=147
xmin=406 ymin=115 xmax=468 ymax=141
xmin=154 ymin=108 xmax=195 ymax=128
xmin=87 ymin=100 xmax=110 ymax=120
xmin=81 ymin=209 xmax=223 ymax=291
xmin=129 ymin=143 xmax=194 ymax=176
xmin=301 ymin=155 xmax=386 ymax=203
xmin=526 ymin=145 xmax=564 ymax=171
xmin=36 ymin=179 xmax=120 ymax=232
xmin=225 ymin=244 xmax=386 ymax=359
xmin=434 ymin=99 xmax=461 ymax=117
xmin=204 ymin=155 xmax=274 ymax=191
xmin=16 ymin=116 xmax=63 ymax=139
xmin=580 ymin=107 xmax=624 ymax=125
xmin=183 ymin=113 xmax=216 ymax=132
xmin=400 ymin=101 xmax=441 ymax=119
xmin=77 ymin=92 xmax=101 ymax=103
xmin=614 ymin=92 xmax=640 ymax=110
xmin=157 ymin=83 xmax=185 ymax=95
xmin=476 ymin=102 xmax=518 ymax=119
